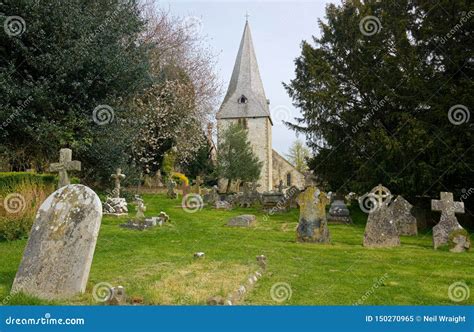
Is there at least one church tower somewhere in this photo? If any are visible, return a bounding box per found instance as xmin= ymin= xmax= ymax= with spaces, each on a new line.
xmin=217 ymin=20 xmax=273 ymax=192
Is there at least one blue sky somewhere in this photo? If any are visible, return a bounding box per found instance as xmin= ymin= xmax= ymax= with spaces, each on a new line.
xmin=158 ymin=1 xmax=328 ymax=155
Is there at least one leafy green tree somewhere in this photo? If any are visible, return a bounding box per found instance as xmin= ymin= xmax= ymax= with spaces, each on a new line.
xmin=285 ymin=0 xmax=473 ymax=200
xmin=217 ymin=123 xmax=262 ymax=193
xmin=286 ymin=140 xmax=310 ymax=173
xmin=0 ymin=0 xmax=149 ymax=173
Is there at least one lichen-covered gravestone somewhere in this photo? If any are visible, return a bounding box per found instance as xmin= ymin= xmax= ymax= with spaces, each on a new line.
xmin=296 ymin=186 xmax=330 ymax=243
xmin=11 ymin=184 xmax=102 ymax=300
xmin=431 ymin=192 xmax=465 ymax=249
xmin=363 ymin=185 xmax=400 ymax=248
xmin=390 ymin=195 xmax=417 ymax=236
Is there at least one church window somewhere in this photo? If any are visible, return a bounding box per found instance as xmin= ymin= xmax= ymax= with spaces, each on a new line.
xmin=238 ymin=95 xmax=248 ymax=104
xmin=286 ymin=172 xmax=292 ymax=186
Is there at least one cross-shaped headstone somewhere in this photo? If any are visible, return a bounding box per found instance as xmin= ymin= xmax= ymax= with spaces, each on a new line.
xmin=370 ymin=184 xmax=392 ymax=208
xmin=49 ymin=148 xmax=81 ymax=188
xmin=431 ymin=192 xmax=464 ymax=218
xmin=431 ymin=192 xmax=465 ymax=249
xmin=195 ymin=176 xmax=203 ymax=187
xmin=111 ymin=168 xmax=126 ymax=198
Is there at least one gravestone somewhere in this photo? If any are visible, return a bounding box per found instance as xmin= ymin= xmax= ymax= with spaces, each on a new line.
xmin=203 ymin=185 xmax=219 ymax=205
xmin=277 ymin=179 xmax=285 ymax=193
xmin=166 ymin=179 xmax=177 ymax=199
xmin=261 ymin=191 xmax=287 ymax=212
xmin=250 ymin=182 xmax=262 ymax=204
xmin=11 ymin=185 xmax=102 ymax=300
xmin=49 ymin=148 xmax=81 ymax=188
xmin=215 ymin=200 xmax=232 ymax=210
xmin=286 ymin=186 xmax=301 ymax=209
xmin=103 ymin=168 xmax=128 ymax=216
xmin=134 ymin=196 xmax=146 ymax=221
xmin=328 ymin=195 xmax=352 ymax=224
xmin=390 ymin=196 xmax=417 ymax=236
xmin=227 ymin=214 xmax=256 ymax=227
xmin=449 ymin=230 xmax=470 ymax=253
xmin=363 ymin=185 xmax=399 ymax=248
xmin=431 ymin=192 xmax=465 ymax=249
xmin=191 ymin=176 xmax=203 ymax=195
xmin=239 ymin=182 xmax=253 ymax=207
xmin=111 ymin=168 xmax=125 ymax=198
xmin=296 ymin=186 xmax=330 ymax=243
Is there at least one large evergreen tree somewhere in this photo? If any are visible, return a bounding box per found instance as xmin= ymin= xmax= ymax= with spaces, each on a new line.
xmin=217 ymin=123 xmax=262 ymax=193
xmin=285 ymin=0 xmax=473 ymax=201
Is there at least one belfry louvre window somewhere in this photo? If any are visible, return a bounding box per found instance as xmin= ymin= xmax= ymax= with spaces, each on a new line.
xmin=238 ymin=95 xmax=248 ymax=104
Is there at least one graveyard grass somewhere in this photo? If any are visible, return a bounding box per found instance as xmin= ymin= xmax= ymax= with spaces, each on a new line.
xmin=0 ymin=194 xmax=472 ymax=305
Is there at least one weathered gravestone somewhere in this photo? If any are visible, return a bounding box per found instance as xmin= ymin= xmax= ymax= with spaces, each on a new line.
xmin=363 ymin=185 xmax=400 ymax=248
xmin=49 ymin=148 xmax=81 ymax=188
xmin=215 ymin=200 xmax=232 ymax=210
xmin=296 ymin=186 xmax=330 ymax=243
xmin=390 ymin=195 xmax=417 ymax=236
xmin=103 ymin=168 xmax=128 ymax=216
xmin=166 ymin=179 xmax=178 ymax=199
xmin=203 ymin=185 xmax=219 ymax=205
xmin=239 ymin=182 xmax=254 ymax=207
xmin=227 ymin=214 xmax=256 ymax=227
xmin=11 ymin=185 xmax=102 ymax=299
xmin=191 ymin=176 xmax=204 ymax=195
xmin=328 ymin=194 xmax=352 ymax=224
xmin=262 ymin=191 xmax=287 ymax=212
xmin=431 ymin=192 xmax=466 ymax=249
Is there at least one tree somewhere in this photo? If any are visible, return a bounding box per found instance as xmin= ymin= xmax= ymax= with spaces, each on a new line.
xmin=216 ymin=123 xmax=262 ymax=193
xmin=284 ymin=0 xmax=473 ymax=200
xmin=0 ymin=0 xmax=149 ymax=173
xmin=286 ymin=140 xmax=310 ymax=173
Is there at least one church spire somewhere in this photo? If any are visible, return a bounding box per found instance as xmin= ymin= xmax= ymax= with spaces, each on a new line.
xmin=217 ymin=20 xmax=272 ymax=122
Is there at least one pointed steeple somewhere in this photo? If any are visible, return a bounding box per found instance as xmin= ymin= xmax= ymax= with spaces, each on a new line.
xmin=218 ymin=20 xmax=272 ymax=122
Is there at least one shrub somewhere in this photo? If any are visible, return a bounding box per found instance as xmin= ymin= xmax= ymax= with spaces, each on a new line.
xmin=171 ymin=172 xmax=189 ymax=186
xmin=0 ymin=172 xmax=57 ymax=241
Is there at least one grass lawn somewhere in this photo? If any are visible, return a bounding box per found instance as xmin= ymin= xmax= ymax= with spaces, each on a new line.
xmin=0 ymin=193 xmax=472 ymax=305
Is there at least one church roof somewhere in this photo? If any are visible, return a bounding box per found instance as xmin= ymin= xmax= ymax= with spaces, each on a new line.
xmin=217 ymin=21 xmax=272 ymax=122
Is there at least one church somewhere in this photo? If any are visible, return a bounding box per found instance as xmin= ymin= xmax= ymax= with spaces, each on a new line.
xmin=217 ymin=20 xmax=304 ymax=192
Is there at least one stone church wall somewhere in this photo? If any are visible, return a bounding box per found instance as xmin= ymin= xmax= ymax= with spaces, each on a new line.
xmin=272 ymin=150 xmax=305 ymax=189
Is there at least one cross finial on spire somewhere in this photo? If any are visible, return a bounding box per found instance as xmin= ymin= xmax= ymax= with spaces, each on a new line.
xmin=245 ymin=12 xmax=250 ymax=22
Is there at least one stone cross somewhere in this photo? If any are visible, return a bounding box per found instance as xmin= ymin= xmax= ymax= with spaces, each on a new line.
xmin=431 ymin=192 xmax=464 ymax=218
xmin=431 ymin=192 xmax=465 ymax=249
xmin=134 ymin=195 xmax=146 ymax=221
xmin=49 ymin=148 xmax=81 ymax=188
xmin=370 ymin=184 xmax=392 ymax=208
xmin=195 ymin=176 xmax=204 ymax=187
xmin=111 ymin=168 xmax=126 ymax=198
